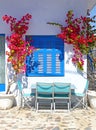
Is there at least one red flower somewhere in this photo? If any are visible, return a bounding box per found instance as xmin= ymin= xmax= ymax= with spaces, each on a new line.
xmin=3 ymin=13 xmax=35 ymax=73
xmin=48 ymin=10 xmax=96 ymax=70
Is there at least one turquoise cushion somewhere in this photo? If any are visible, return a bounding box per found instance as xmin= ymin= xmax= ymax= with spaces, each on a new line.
xmin=37 ymin=82 xmax=53 ymax=93
xmin=54 ymin=82 xmax=70 ymax=87
xmin=54 ymin=82 xmax=71 ymax=93
xmin=38 ymin=93 xmax=53 ymax=98
xmin=37 ymin=82 xmax=53 ymax=87
xmin=54 ymin=93 xmax=69 ymax=98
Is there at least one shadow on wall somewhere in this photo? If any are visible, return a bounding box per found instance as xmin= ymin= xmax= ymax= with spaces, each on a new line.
xmin=65 ymin=44 xmax=87 ymax=68
xmin=7 ymin=63 xmax=28 ymax=94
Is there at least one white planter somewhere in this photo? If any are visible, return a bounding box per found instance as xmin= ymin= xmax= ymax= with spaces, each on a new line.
xmin=87 ymin=90 xmax=96 ymax=110
xmin=0 ymin=94 xmax=15 ymax=110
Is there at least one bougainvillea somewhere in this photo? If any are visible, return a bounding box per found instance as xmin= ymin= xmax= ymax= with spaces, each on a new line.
xmin=48 ymin=10 xmax=96 ymax=70
xmin=2 ymin=13 xmax=34 ymax=74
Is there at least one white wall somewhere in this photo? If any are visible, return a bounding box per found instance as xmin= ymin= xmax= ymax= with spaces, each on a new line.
xmin=0 ymin=0 xmax=88 ymax=92
xmin=0 ymin=0 xmax=88 ymax=35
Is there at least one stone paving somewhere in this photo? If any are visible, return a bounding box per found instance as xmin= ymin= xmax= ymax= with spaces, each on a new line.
xmin=0 ymin=107 xmax=96 ymax=130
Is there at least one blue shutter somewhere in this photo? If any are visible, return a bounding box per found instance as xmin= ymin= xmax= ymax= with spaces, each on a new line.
xmin=26 ymin=35 xmax=64 ymax=76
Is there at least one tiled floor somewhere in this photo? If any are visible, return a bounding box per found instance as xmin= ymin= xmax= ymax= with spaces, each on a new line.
xmin=0 ymin=107 xmax=96 ymax=130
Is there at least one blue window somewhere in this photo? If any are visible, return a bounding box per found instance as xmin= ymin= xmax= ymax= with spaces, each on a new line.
xmin=0 ymin=34 xmax=5 ymax=92
xmin=26 ymin=35 xmax=64 ymax=77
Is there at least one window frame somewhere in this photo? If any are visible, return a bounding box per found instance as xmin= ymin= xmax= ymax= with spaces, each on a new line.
xmin=26 ymin=35 xmax=64 ymax=77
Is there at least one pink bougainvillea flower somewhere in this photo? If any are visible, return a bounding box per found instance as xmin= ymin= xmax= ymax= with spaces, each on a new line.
xmin=2 ymin=13 xmax=35 ymax=74
xmin=48 ymin=10 xmax=96 ymax=70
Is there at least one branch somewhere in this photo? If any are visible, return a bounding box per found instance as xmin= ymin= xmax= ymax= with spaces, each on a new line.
xmin=47 ymin=22 xmax=63 ymax=27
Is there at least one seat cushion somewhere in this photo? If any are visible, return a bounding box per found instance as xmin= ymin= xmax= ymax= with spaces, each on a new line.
xmin=54 ymin=82 xmax=70 ymax=87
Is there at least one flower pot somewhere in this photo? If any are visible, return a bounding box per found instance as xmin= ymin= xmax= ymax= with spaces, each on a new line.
xmin=87 ymin=90 xmax=96 ymax=110
xmin=0 ymin=94 xmax=15 ymax=110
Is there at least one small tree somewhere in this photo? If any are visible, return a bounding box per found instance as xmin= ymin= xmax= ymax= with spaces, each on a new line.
xmin=2 ymin=14 xmax=35 ymax=94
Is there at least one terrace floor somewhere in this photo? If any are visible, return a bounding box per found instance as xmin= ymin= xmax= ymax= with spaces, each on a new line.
xmin=0 ymin=106 xmax=96 ymax=130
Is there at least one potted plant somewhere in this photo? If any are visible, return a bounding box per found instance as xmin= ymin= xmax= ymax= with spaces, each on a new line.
xmin=0 ymin=13 xmax=34 ymax=109
xmin=47 ymin=10 xmax=96 ymax=109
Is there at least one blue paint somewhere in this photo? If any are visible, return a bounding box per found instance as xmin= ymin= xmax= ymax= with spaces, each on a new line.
xmin=26 ymin=35 xmax=64 ymax=77
xmin=0 ymin=84 xmax=5 ymax=91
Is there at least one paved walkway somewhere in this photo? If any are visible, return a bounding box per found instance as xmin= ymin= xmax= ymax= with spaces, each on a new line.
xmin=0 ymin=107 xmax=96 ymax=130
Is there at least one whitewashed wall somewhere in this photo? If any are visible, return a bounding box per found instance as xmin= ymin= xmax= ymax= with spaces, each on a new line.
xmin=0 ymin=0 xmax=88 ymax=93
